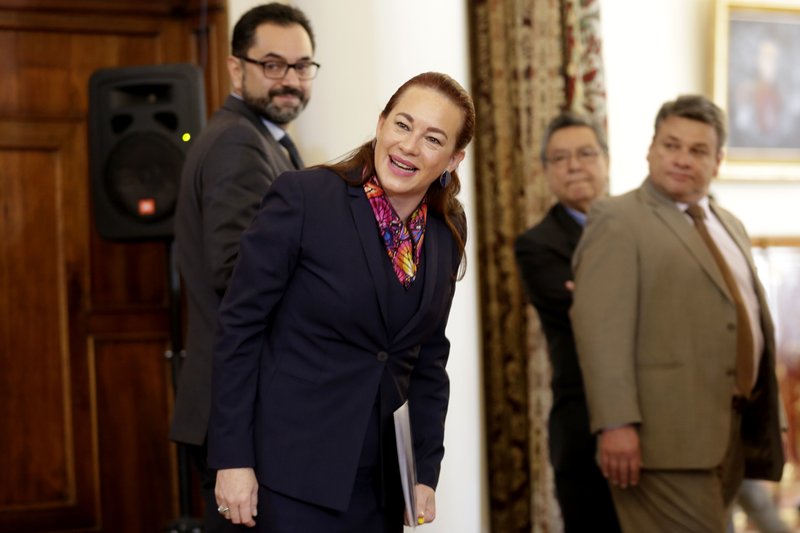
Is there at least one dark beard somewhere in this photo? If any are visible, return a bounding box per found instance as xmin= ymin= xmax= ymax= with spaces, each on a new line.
xmin=243 ymin=86 xmax=307 ymax=125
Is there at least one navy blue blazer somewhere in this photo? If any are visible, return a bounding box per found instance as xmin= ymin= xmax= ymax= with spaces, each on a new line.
xmin=207 ymin=167 xmax=461 ymax=512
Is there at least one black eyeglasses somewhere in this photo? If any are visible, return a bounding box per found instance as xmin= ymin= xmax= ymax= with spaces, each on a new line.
xmin=546 ymin=147 xmax=600 ymax=168
xmin=236 ymin=56 xmax=321 ymax=80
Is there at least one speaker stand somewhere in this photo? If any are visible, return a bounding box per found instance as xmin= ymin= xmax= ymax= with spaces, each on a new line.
xmin=164 ymin=240 xmax=204 ymax=533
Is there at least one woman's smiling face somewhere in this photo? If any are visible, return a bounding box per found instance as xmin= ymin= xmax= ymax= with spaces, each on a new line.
xmin=373 ymin=85 xmax=465 ymax=219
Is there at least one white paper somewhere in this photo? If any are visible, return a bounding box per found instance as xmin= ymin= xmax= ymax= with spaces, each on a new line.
xmin=393 ymin=400 xmax=418 ymax=528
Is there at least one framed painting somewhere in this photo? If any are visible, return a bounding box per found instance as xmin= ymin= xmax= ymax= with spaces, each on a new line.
xmin=713 ymin=0 xmax=800 ymax=179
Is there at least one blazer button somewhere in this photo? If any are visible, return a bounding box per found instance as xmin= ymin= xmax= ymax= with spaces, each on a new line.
xmin=725 ymin=368 xmax=735 ymax=376
xmin=727 ymin=323 xmax=736 ymax=331
xmin=377 ymin=351 xmax=389 ymax=362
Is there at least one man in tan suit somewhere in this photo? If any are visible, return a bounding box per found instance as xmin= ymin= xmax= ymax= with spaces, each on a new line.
xmin=571 ymin=95 xmax=783 ymax=532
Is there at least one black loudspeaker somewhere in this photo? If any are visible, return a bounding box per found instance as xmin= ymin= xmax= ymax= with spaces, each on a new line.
xmin=89 ymin=63 xmax=205 ymax=241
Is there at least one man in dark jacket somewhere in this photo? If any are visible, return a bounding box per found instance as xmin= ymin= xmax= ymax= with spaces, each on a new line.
xmin=515 ymin=111 xmax=619 ymax=532
xmin=169 ymin=4 xmax=318 ymax=530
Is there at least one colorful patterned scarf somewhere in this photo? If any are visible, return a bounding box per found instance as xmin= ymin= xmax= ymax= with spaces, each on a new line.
xmin=363 ymin=176 xmax=428 ymax=289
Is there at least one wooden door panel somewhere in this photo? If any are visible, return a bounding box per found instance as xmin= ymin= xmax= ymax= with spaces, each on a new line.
xmin=1 ymin=140 xmax=72 ymax=508
xmin=94 ymin=337 xmax=177 ymax=531
xmin=1 ymin=30 xmax=167 ymax=119
xmin=0 ymin=1 xmax=228 ymax=530
xmin=0 ymin=121 xmax=98 ymax=531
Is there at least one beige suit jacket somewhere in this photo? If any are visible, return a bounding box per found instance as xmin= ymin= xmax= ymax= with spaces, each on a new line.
xmin=571 ymin=178 xmax=783 ymax=480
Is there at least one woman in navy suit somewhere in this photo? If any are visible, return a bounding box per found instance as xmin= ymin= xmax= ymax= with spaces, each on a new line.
xmin=208 ymin=72 xmax=475 ymax=532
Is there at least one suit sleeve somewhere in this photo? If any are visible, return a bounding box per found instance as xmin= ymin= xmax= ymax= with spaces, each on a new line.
xmin=207 ymin=174 xmax=303 ymax=469
xmin=408 ymin=226 xmax=461 ymax=489
xmin=514 ymin=233 xmax=572 ymax=333
xmin=201 ymin=125 xmax=281 ymax=295
xmin=408 ymin=302 xmax=453 ymax=489
xmin=571 ymin=200 xmax=642 ymax=432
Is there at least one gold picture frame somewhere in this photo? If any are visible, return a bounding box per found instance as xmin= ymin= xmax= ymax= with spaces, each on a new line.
xmin=713 ymin=0 xmax=800 ymax=180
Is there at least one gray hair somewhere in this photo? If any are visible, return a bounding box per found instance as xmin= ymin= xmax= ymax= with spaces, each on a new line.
xmin=540 ymin=111 xmax=608 ymax=165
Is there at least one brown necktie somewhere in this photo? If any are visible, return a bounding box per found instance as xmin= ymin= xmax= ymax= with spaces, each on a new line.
xmin=686 ymin=204 xmax=755 ymax=397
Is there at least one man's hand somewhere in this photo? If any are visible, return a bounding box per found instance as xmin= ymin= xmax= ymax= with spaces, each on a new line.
xmin=599 ymin=425 xmax=642 ymax=488
xmin=215 ymin=467 xmax=258 ymax=527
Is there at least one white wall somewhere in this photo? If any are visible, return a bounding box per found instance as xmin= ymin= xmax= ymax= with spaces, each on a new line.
xmin=600 ymin=0 xmax=800 ymax=238
xmin=227 ymin=2 xmax=489 ymax=532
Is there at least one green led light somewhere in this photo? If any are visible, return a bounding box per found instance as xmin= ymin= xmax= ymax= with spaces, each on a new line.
xmin=182 ymin=132 xmax=191 ymax=142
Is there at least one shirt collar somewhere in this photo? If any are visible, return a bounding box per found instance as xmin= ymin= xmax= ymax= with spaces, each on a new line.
xmin=675 ymin=195 xmax=710 ymax=216
xmin=563 ymin=205 xmax=587 ymax=226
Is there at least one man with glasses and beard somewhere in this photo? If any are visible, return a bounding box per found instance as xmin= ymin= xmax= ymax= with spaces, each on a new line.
xmin=170 ymin=4 xmax=318 ymax=530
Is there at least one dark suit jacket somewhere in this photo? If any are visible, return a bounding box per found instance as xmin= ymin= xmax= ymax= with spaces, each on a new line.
xmin=514 ymin=203 xmax=593 ymax=471
xmin=207 ymin=168 xmax=460 ymax=511
xmin=170 ymin=95 xmax=296 ymax=445
xmin=572 ymin=179 xmax=783 ymax=480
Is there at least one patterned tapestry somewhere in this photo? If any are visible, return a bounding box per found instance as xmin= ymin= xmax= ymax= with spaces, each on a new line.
xmin=564 ymin=0 xmax=607 ymax=119
xmin=469 ymin=1 xmax=606 ymax=531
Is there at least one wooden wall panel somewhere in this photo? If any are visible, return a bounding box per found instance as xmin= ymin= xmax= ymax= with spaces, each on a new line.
xmin=0 ymin=1 xmax=228 ymax=531
xmin=93 ymin=337 xmax=176 ymax=531
xmin=1 ymin=137 xmax=74 ymax=508
xmin=0 ymin=120 xmax=98 ymax=531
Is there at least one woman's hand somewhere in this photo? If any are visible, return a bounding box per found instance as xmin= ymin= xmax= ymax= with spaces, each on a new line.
xmin=215 ymin=467 xmax=259 ymax=527
xmin=413 ymin=483 xmax=436 ymax=525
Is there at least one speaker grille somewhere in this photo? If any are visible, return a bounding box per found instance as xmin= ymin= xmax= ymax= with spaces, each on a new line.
xmin=104 ymin=133 xmax=182 ymax=223
xmin=89 ymin=63 xmax=204 ymax=240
